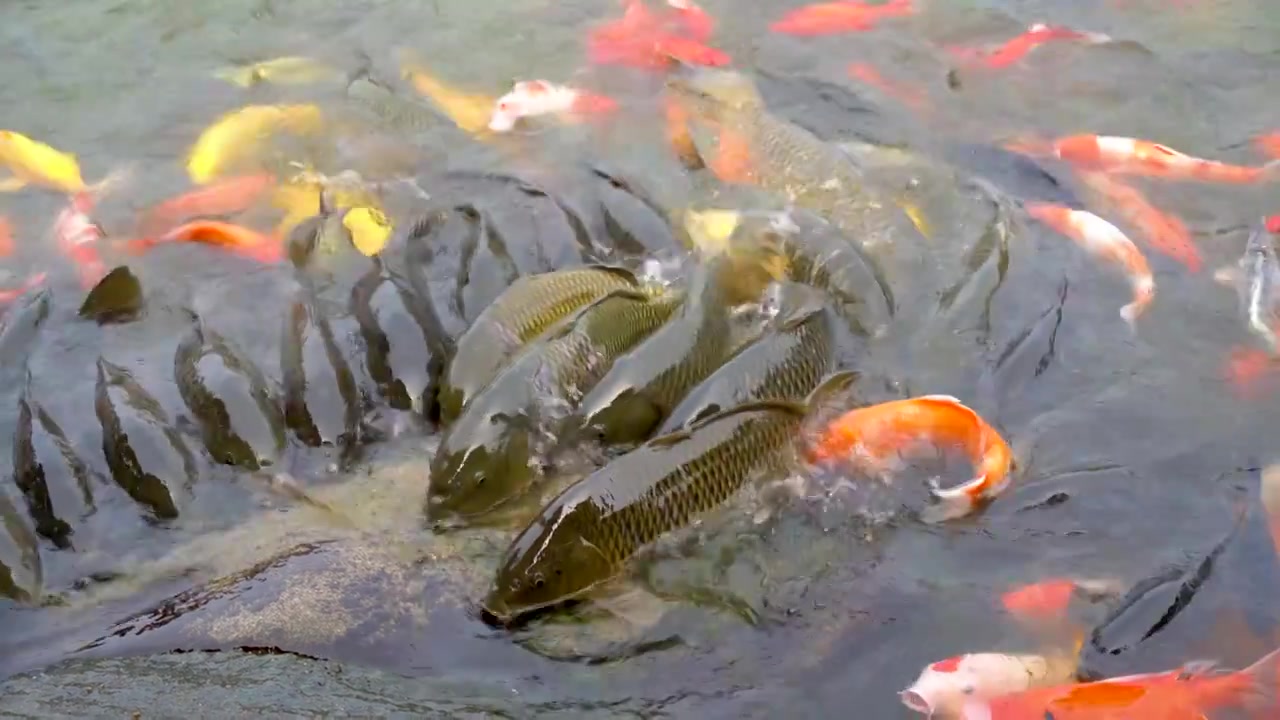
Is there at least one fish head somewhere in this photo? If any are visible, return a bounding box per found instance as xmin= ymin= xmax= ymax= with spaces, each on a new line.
xmin=425 ymin=410 xmax=536 ymax=524
xmin=902 ymin=654 xmax=1030 ymax=718
xmin=665 ymin=66 xmax=763 ymax=125
xmin=484 ymin=505 xmax=614 ymax=623
xmin=578 ymin=389 xmax=665 ymax=447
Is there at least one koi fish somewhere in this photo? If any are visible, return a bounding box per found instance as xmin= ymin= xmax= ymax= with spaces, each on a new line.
xmin=186 ymin=104 xmax=325 ymax=184
xmin=847 ymin=62 xmax=928 ymax=112
xmin=399 ymin=54 xmax=499 ymax=138
xmin=488 ymin=80 xmax=618 ymax=132
xmin=0 ymin=130 xmax=86 ymax=194
xmin=1001 ymin=578 xmax=1126 ymax=625
xmin=1223 ymin=346 xmax=1278 ymax=399
xmin=137 ymin=172 xmax=278 ymax=238
xmin=213 ymin=56 xmax=344 ymax=88
xmin=770 ymin=0 xmax=914 ymax=36
xmin=587 ymin=0 xmax=730 ymax=70
xmin=52 ymin=191 xmax=108 ymax=289
xmin=342 ymin=206 xmax=393 ymax=257
xmin=1075 ymin=170 xmax=1200 ymax=272
xmin=130 ymin=219 xmax=283 ymax=264
xmin=948 ymin=23 xmax=1111 ymax=70
xmin=1214 ymin=220 xmax=1280 ymax=354
xmin=902 ymin=638 xmax=1082 ymax=718
xmin=959 ymin=646 xmax=1280 ymax=719
xmin=1024 ymin=202 xmax=1154 ymax=328
xmin=1022 ymin=133 xmax=1276 ymax=184
xmin=0 ymin=272 xmax=47 ymax=305
xmin=805 ymin=394 xmax=1014 ymax=521
xmin=1256 ymin=132 xmax=1280 ymax=160
xmin=0 ymin=216 xmax=13 ymax=257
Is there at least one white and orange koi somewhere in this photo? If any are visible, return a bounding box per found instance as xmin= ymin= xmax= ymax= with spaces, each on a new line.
xmin=488 ymin=80 xmax=618 ymax=132
xmin=1023 ymin=133 xmax=1277 ymax=184
xmin=902 ymin=640 xmax=1082 ymax=718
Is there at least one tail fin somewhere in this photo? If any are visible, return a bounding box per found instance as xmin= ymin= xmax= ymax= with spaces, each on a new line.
xmin=1232 ymin=646 xmax=1280 ymax=711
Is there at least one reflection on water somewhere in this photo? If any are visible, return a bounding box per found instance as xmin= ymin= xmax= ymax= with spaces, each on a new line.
xmin=3 ymin=0 xmax=1280 ymax=716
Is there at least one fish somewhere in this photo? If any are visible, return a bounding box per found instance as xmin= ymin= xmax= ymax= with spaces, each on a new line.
xmin=280 ymin=293 xmax=362 ymax=453
xmin=769 ymin=0 xmax=914 ymax=36
xmin=350 ymin=263 xmax=452 ymax=417
xmin=1021 ymin=133 xmax=1278 ymax=184
xmin=665 ymin=67 xmax=925 ymax=251
xmin=0 ymin=273 xmax=48 ymax=306
xmin=213 ymin=56 xmax=343 ymax=88
xmin=902 ymin=644 xmax=1081 ymax=718
xmin=568 ymin=259 xmax=735 ymax=448
xmin=1256 ymin=131 xmax=1280 ymax=160
xmin=806 ymin=394 xmax=1014 ymax=521
xmin=173 ymin=312 xmax=286 ymax=470
xmin=1214 ymin=221 xmax=1280 ymax=354
xmin=399 ymin=53 xmax=499 ymax=138
xmin=1075 ymin=170 xmax=1200 ymax=273
xmin=488 ymin=80 xmax=619 ymax=133
xmin=186 ymin=104 xmax=325 ymax=184
xmin=134 ymin=219 xmax=284 ymax=264
xmin=95 ymin=358 xmax=195 ymax=520
xmin=426 ymin=288 xmax=684 ymax=523
xmin=0 ymin=130 xmax=86 ymax=193
xmin=1001 ymin=577 xmax=1127 ymax=625
xmin=342 ymin=206 xmax=393 ymax=257
xmin=137 ymin=173 xmax=277 ymax=238
xmin=657 ymin=282 xmax=836 ymax=434
xmin=482 ymin=370 xmax=858 ymax=623
xmin=437 ymin=265 xmax=643 ymax=425
xmin=345 ymin=74 xmax=448 ymax=135
xmin=52 ymin=191 xmax=108 ymax=289
xmin=846 ymin=62 xmax=928 ymax=112
xmin=13 ymin=375 xmax=96 ymax=549
xmin=1023 ymin=202 xmax=1154 ymax=328
xmin=0 ymin=215 xmax=13 ymax=257
xmin=684 ymin=207 xmax=895 ymax=337
xmin=958 ymin=646 xmax=1280 ymax=719
xmin=78 ymin=265 xmax=143 ymax=325
xmin=948 ymin=23 xmax=1111 ymax=70
xmin=587 ymin=0 xmax=730 ymax=71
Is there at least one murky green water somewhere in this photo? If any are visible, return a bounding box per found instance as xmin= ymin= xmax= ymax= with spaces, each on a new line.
xmin=4 ymin=0 xmax=1280 ymax=717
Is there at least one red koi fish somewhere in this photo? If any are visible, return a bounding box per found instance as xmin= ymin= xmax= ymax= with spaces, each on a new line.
xmin=1001 ymin=577 xmax=1125 ymax=625
xmin=1076 ymin=170 xmax=1200 ymax=272
xmin=1015 ymin=134 xmax=1277 ymax=184
xmin=587 ymin=0 xmax=730 ymax=70
xmin=0 ymin=215 xmax=13 ymax=258
xmin=770 ymin=0 xmax=914 ymax=36
xmin=948 ymin=23 xmax=1110 ymax=70
xmin=138 ymin=172 xmax=277 ymax=238
xmin=128 ymin=219 xmax=283 ymax=264
xmin=0 ymin=272 xmax=48 ymax=305
xmin=1257 ymin=132 xmax=1280 ymax=160
xmin=847 ymin=62 xmax=928 ymax=112
xmin=52 ymin=191 xmax=108 ymax=289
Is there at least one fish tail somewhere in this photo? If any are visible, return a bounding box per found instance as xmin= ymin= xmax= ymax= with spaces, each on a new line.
xmin=214 ymin=67 xmax=256 ymax=88
xmin=1220 ymin=646 xmax=1280 ymax=710
xmin=928 ymin=473 xmax=988 ymax=522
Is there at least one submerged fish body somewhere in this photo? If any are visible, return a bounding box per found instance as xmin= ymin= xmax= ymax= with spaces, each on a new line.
xmin=658 ymin=283 xmax=835 ymax=434
xmin=13 ymin=385 xmax=96 ymax=549
xmin=173 ymin=315 xmax=285 ymax=470
xmin=95 ymin=358 xmax=195 ymax=520
xmin=569 ymin=260 xmax=735 ymax=448
xmin=1222 ymin=224 xmax=1280 ymax=353
xmin=345 ymin=75 xmax=446 ymax=134
xmin=438 ymin=265 xmax=642 ymax=425
xmin=666 ymin=68 xmax=923 ymax=251
xmin=426 ymin=288 xmax=685 ymax=522
xmin=214 ymin=56 xmax=343 ymax=88
xmin=186 ymin=104 xmax=325 ymax=185
xmin=484 ymin=371 xmax=856 ymax=622
xmin=0 ymin=489 xmax=41 ymax=602
xmin=350 ymin=263 xmax=452 ymax=418
xmin=280 ymin=293 xmax=362 ymax=453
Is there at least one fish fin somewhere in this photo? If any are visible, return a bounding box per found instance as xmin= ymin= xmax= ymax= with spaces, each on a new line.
xmin=671 ymin=396 xmax=813 ymax=436
xmin=804 ymin=370 xmax=859 ymax=410
xmin=917 ymin=394 xmax=963 ymax=404
xmin=924 ymin=474 xmax=987 ymax=523
xmin=0 ymin=177 xmax=28 ymax=192
xmin=647 ymin=426 xmax=695 ymax=447
xmin=1234 ymin=646 xmax=1280 ymax=709
xmin=213 ymin=67 xmax=255 ymax=88
xmin=586 ymin=263 xmax=642 ymax=285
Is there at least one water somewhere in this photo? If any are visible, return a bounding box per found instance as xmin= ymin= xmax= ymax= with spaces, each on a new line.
xmin=3 ymin=0 xmax=1280 ymax=716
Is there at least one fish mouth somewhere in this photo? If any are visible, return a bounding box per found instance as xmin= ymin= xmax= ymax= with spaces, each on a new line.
xmin=899 ymin=689 xmax=932 ymax=715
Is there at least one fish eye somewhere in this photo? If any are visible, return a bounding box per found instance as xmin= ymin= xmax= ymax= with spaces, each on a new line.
xmin=962 ymin=685 xmax=974 ymax=695
xmin=533 ymin=573 xmax=546 ymax=589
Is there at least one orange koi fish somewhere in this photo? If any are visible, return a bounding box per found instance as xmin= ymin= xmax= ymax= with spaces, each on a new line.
xmin=588 ymin=0 xmax=730 ymax=70
xmin=130 ymin=220 xmax=283 ymax=264
xmin=52 ymin=191 xmax=108 ymax=289
xmin=1076 ymin=170 xmax=1200 ymax=272
xmin=959 ymin=646 xmax=1280 ymax=719
xmin=1024 ymin=202 xmax=1154 ymax=328
xmin=1023 ymin=134 xmax=1277 ymax=184
xmin=806 ymin=394 xmax=1014 ymax=521
xmin=666 ymin=0 xmax=715 ymax=42
xmin=0 ymin=272 xmax=48 ymax=305
xmin=1256 ymin=132 xmax=1280 ymax=160
xmin=1001 ymin=578 xmax=1126 ymax=625
xmin=770 ymin=0 xmax=914 ymax=36
xmin=948 ymin=23 xmax=1110 ymax=70
xmin=0 ymin=215 xmax=13 ymax=257
xmin=847 ymin=62 xmax=928 ymax=112
xmin=488 ymin=80 xmax=619 ymax=133
xmin=138 ymin=172 xmax=277 ymax=238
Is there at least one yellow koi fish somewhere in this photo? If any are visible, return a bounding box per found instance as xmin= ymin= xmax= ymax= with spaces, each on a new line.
xmin=0 ymin=130 xmax=86 ymax=193
xmin=187 ymin=104 xmax=325 ymax=184
xmin=342 ymin=206 xmax=393 ymax=256
xmin=397 ymin=50 xmax=498 ymax=139
xmin=213 ymin=56 xmax=344 ymax=88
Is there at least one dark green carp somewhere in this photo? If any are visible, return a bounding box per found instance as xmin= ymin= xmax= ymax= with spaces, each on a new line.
xmin=426 ymin=288 xmax=684 ymax=524
xmin=482 ymin=371 xmax=857 ymax=623
xmin=438 ymin=265 xmax=643 ymax=424
xmin=280 ymin=293 xmax=362 ymax=456
xmin=13 ymin=375 xmax=95 ymax=549
xmin=665 ymin=67 xmax=923 ymax=252
xmin=657 ymin=283 xmax=836 ymax=434
xmin=566 ymin=259 xmax=735 ymax=447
